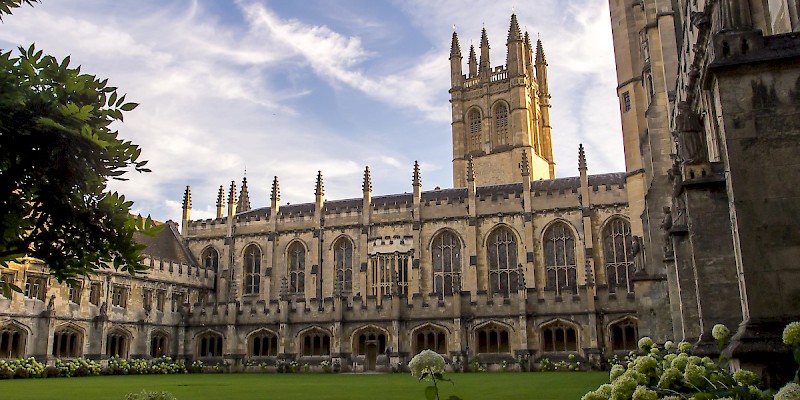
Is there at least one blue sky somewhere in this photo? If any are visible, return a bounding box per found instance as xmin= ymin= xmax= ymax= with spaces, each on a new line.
xmin=0 ymin=0 xmax=624 ymax=224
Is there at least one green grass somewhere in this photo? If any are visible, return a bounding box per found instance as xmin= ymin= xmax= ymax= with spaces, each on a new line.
xmin=0 ymin=372 xmax=607 ymax=400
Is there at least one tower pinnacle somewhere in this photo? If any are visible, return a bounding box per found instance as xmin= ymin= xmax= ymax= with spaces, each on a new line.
xmin=237 ymin=176 xmax=251 ymax=213
xmin=450 ymin=31 xmax=462 ymax=58
xmin=507 ymin=13 xmax=522 ymax=42
xmin=271 ymin=176 xmax=280 ymax=204
xmin=362 ymin=166 xmax=372 ymax=193
xmin=315 ymin=171 xmax=324 ymax=197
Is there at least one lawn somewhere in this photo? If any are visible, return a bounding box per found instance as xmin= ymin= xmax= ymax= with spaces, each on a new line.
xmin=0 ymin=372 xmax=607 ymax=399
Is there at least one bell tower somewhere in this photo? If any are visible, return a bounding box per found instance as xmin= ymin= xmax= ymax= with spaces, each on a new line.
xmin=450 ymin=14 xmax=555 ymax=187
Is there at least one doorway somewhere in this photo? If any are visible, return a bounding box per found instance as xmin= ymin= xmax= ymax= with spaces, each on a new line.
xmin=365 ymin=343 xmax=378 ymax=371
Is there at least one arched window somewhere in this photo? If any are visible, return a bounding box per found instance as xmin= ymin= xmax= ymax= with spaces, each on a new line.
xmin=53 ymin=327 xmax=82 ymax=358
xmin=202 ymin=247 xmax=219 ymax=271
xmin=334 ymin=237 xmax=353 ymax=294
xmin=487 ymin=227 xmax=519 ymax=297
xmin=368 ymin=252 xmax=411 ymax=301
xmin=244 ymin=244 xmax=261 ymax=295
xmin=413 ymin=325 xmax=447 ymax=355
xmin=197 ymin=332 xmax=223 ymax=358
xmin=354 ymin=328 xmax=387 ymax=356
xmin=603 ymin=219 xmax=635 ymax=293
xmin=541 ymin=322 xmax=578 ymax=352
xmin=150 ymin=332 xmax=168 ymax=358
xmin=0 ymin=324 xmax=26 ymax=359
xmin=493 ymin=104 xmax=509 ymax=147
xmin=300 ymin=329 xmax=330 ymax=357
xmin=475 ymin=323 xmax=510 ymax=354
xmin=288 ymin=242 xmax=305 ymax=294
xmin=544 ymin=222 xmax=577 ymax=296
xmin=249 ymin=331 xmax=278 ymax=357
xmin=610 ymin=319 xmax=638 ymax=351
xmin=106 ymin=330 xmax=129 ymax=358
xmin=468 ymin=109 xmax=482 ymax=152
xmin=432 ymin=231 xmax=461 ymax=297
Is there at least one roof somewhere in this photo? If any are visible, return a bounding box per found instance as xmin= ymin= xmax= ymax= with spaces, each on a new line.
xmin=135 ymin=221 xmax=198 ymax=266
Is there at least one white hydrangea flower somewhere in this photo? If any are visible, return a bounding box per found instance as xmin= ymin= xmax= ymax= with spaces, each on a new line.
xmin=408 ymin=349 xmax=445 ymax=378
xmin=775 ymin=382 xmax=800 ymax=400
xmin=712 ymin=324 xmax=730 ymax=342
xmin=783 ymin=322 xmax=800 ymax=347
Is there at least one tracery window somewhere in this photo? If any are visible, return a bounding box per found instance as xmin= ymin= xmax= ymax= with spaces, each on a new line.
xmin=354 ymin=328 xmax=387 ymax=356
xmin=603 ymin=218 xmax=635 ymax=293
xmin=249 ymin=331 xmax=278 ymax=357
xmin=493 ymin=104 xmax=509 ymax=147
xmin=150 ymin=332 xmax=168 ymax=358
xmin=106 ymin=330 xmax=129 ymax=358
xmin=68 ymin=282 xmax=82 ymax=303
xmin=413 ymin=326 xmax=447 ymax=355
xmin=432 ymin=231 xmax=461 ymax=297
xmin=288 ymin=242 xmax=306 ymax=294
xmin=244 ymin=244 xmax=261 ymax=295
xmin=0 ymin=325 xmax=25 ymax=359
xmin=476 ymin=324 xmax=510 ymax=354
xmin=202 ymin=247 xmax=219 ymax=271
xmin=300 ymin=329 xmax=330 ymax=357
xmin=610 ymin=319 xmax=638 ymax=351
xmin=197 ymin=332 xmax=223 ymax=358
xmin=53 ymin=328 xmax=82 ymax=358
xmin=542 ymin=322 xmax=578 ymax=352
xmin=544 ymin=222 xmax=577 ymax=296
xmin=368 ymin=252 xmax=411 ymax=302
xmin=487 ymin=227 xmax=519 ymax=297
xmin=111 ymin=285 xmax=128 ymax=308
xmin=24 ymin=275 xmax=46 ymax=301
xmin=334 ymin=237 xmax=353 ymax=294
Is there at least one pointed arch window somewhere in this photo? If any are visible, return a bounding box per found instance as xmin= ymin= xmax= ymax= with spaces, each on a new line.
xmin=493 ymin=103 xmax=509 ymax=147
xmin=202 ymin=247 xmax=219 ymax=272
xmin=244 ymin=244 xmax=261 ymax=295
xmin=487 ymin=227 xmax=519 ymax=297
xmin=368 ymin=252 xmax=411 ymax=301
xmin=150 ymin=332 xmax=168 ymax=358
xmin=300 ymin=329 xmax=330 ymax=357
xmin=53 ymin=328 xmax=82 ymax=358
xmin=288 ymin=242 xmax=305 ymax=294
xmin=610 ymin=319 xmax=638 ymax=351
xmin=334 ymin=237 xmax=353 ymax=294
xmin=354 ymin=328 xmax=387 ymax=356
xmin=476 ymin=324 xmax=510 ymax=354
xmin=0 ymin=325 xmax=26 ymax=359
xmin=603 ymin=218 xmax=635 ymax=293
xmin=432 ymin=231 xmax=462 ymax=297
xmin=106 ymin=330 xmax=129 ymax=358
xmin=544 ymin=222 xmax=577 ymax=296
xmin=413 ymin=326 xmax=447 ymax=355
xmin=542 ymin=322 xmax=578 ymax=352
xmin=250 ymin=331 xmax=278 ymax=357
xmin=197 ymin=332 xmax=223 ymax=358
xmin=468 ymin=109 xmax=482 ymax=152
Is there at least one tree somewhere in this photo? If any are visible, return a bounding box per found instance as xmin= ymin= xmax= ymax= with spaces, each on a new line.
xmin=0 ymin=1 xmax=159 ymax=295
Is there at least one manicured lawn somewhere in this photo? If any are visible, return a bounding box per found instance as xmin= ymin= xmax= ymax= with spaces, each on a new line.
xmin=0 ymin=372 xmax=607 ymax=399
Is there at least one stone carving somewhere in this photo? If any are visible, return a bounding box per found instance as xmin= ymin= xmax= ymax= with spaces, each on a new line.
xmin=675 ymin=102 xmax=708 ymax=165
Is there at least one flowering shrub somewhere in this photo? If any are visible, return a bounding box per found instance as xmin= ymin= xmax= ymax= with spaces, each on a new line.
xmin=0 ymin=357 xmax=45 ymax=378
xmin=187 ymin=360 xmax=204 ymax=373
xmin=712 ymin=324 xmax=730 ymax=348
xmin=774 ymin=382 xmax=799 ymax=400
xmin=779 ymin=321 xmax=800 ymax=397
xmin=124 ymin=390 xmax=177 ymax=400
xmin=55 ymin=358 xmax=102 ymax=377
xmin=320 ymin=360 xmax=331 ymax=373
xmin=581 ymin=337 xmax=771 ymax=400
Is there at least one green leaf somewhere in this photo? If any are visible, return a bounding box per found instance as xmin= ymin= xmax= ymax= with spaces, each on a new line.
xmin=425 ymin=386 xmax=438 ymax=400
xmin=2 ymin=281 xmax=22 ymax=298
xmin=119 ymin=102 xmax=138 ymax=111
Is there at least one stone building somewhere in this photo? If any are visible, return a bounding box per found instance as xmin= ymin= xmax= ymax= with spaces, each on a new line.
xmin=608 ymin=0 xmax=800 ymax=382
xmin=0 ymin=15 xmax=646 ymax=371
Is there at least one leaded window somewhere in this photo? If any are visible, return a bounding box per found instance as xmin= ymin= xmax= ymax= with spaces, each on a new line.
xmin=603 ymin=219 xmax=634 ymax=293
xmin=414 ymin=326 xmax=447 ymax=355
xmin=542 ymin=322 xmax=578 ymax=352
xmin=369 ymin=252 xmax=410 ymax=302
xmin=202 ymin=247 xmax=219 ymax=271
xmin=494 ymin=104 xmax=509 ymax=147
xmin=488 ymin=227 xmax=518 ymax=297
xmin=468 ymin=109 xmax=482 ymax=152
xmin=106 ymin=330 xmax=129 ymax=358
xmin=198 ymin=332 xmax=223 ymax=358
xmin=300 ymin=329 xmax=330 ymax=356
xmin=250 ymin=331 xmax=278 ymax=357
xmin=610 ymin=319 xmax=638 ymax=351
xmin=53 ymin=328 xmax=82 ymax=358
xmin=432 ymin=231 xmax=461 ymax=297
xmin=334 ymin=238 xmax=353 ymax=294
xmin=0 ymin=325 xmax=25 ymax=359
xmin=24 ymin=275 xmax=46 ymax=301
xmin=288 ymin=242 xmax=306 ymax=294
xmin=544 ymin=222 xmax=577 ymax=296
xmin=244 ymin=244 xmax=261 ymax=295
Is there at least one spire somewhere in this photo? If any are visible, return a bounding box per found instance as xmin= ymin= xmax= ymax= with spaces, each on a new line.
xmin=315 ymin=170 xmax=324 ymax=197
xmin=468 ymin=45 xmax=478 ymax=78
xmin=578 ymin=144 xmax=587 ymax=171
xmin=216 ymin=185 xmax=224 ymax=219
xmin=466 ymin=156 xmax=475 ymax=182
xmin=479 ymin=27 xmax=490 ymax=77
xmin=520 ymin=150 xmax=530 ymax=176
xmin=535 ymin=38 xmax=547 ymax=66
xmin=236 ymin=177 xmax=251 ymax=213
xmin=412 ymin=160 xmax=421 ymax=187
xmin=271 ymin=176 xmax=280 ymax=204
xmin=524 ymin=31 xmax=531 ymax=49
xmin=362 ymin=166 xmax=372 ymax=193
xmin=228 ymin=181 xmax=236 ymax=205
xmin=182 ymin=185 xmax=192 ymax=210
xmin=450 ymin=31 xmax=462 ymax=58
xmin=507 ymin=14 xmax=522 ymax=42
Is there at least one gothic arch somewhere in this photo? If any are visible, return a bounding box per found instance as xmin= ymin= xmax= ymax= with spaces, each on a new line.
xmin=538 ymin=218 xmax=581 ymax=241
xmin=239 ymin=241 xmax=263 ymax=257
xmin=474 ymin=319 xmax=516 ymax=332
xmin=247 ymin=328 xmax=279 ymax=358
xmin=247 ymin=327 xmax=279 ymax=340
xmin=426 ymin=228 xmax=465 ymax=249
xmin=296 ymin=325 xmax=331 ymax=338
xmin=599 ymin=214 xmax=631 ymax=233
xmin=491 ymin=100 xmax=511 ymax=149
xmin=328 ymin=234 xmax=355 ymax=250
xmin=351 ymin=325 xmax=390 ymax=356
xmin=193 ymin=328 xmax=225 ymax=340
xmin=484 ymin=225 xmax=522 ymax=297
xmin=430 ymin=229 xmax=464 ymax=297
xmin=0 ymin=319 xmax=31 ymax=335
xmin=149 ymin=329 xmax=170 ymax=358
xmin=53 ymin=322 xmax=84 ymax=358
xmin=106 ymin=327 xmax=132 ymax=358
xmin=286 ymin=240 xmax=307 ymax=294
xmin=607 ymin=316 xmax=638 ymax=351
xmin=481 ymin=223 xmax=523 ymax=247
xmin=200 ymin=245 xmax=220 ymax=269
xmin=0 ymin=320 xmax=28 ymax=359
xmin=541 ymin=220 xmax=580 ymax=296
xmin=243 ymin=243 xmax=262 ymax=295
xmin=284 ymin=238 xmax=308 ymax=254
xmin=539 ymin=318 xmax=581 ymax=353
xmin=297 ymin=326 xmax=331 ymax=357
xmin=332 ymin=235 xmax=354 ymax=294
xmin=474 ymin=320 xmax=513 ymax=354
xmin=196 ymin=330 xmax=224 ymax=358
xmin=409 ymin=322 xmax=453 ymax=335
xmin=411 ymin=323 xmax=448 ymax=355
xmin=600 ymin=216 xmax=635 ymax=293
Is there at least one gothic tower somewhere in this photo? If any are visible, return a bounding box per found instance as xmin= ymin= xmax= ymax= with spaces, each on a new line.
xmin=450 ymin=14 xmax=555 ymax=188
